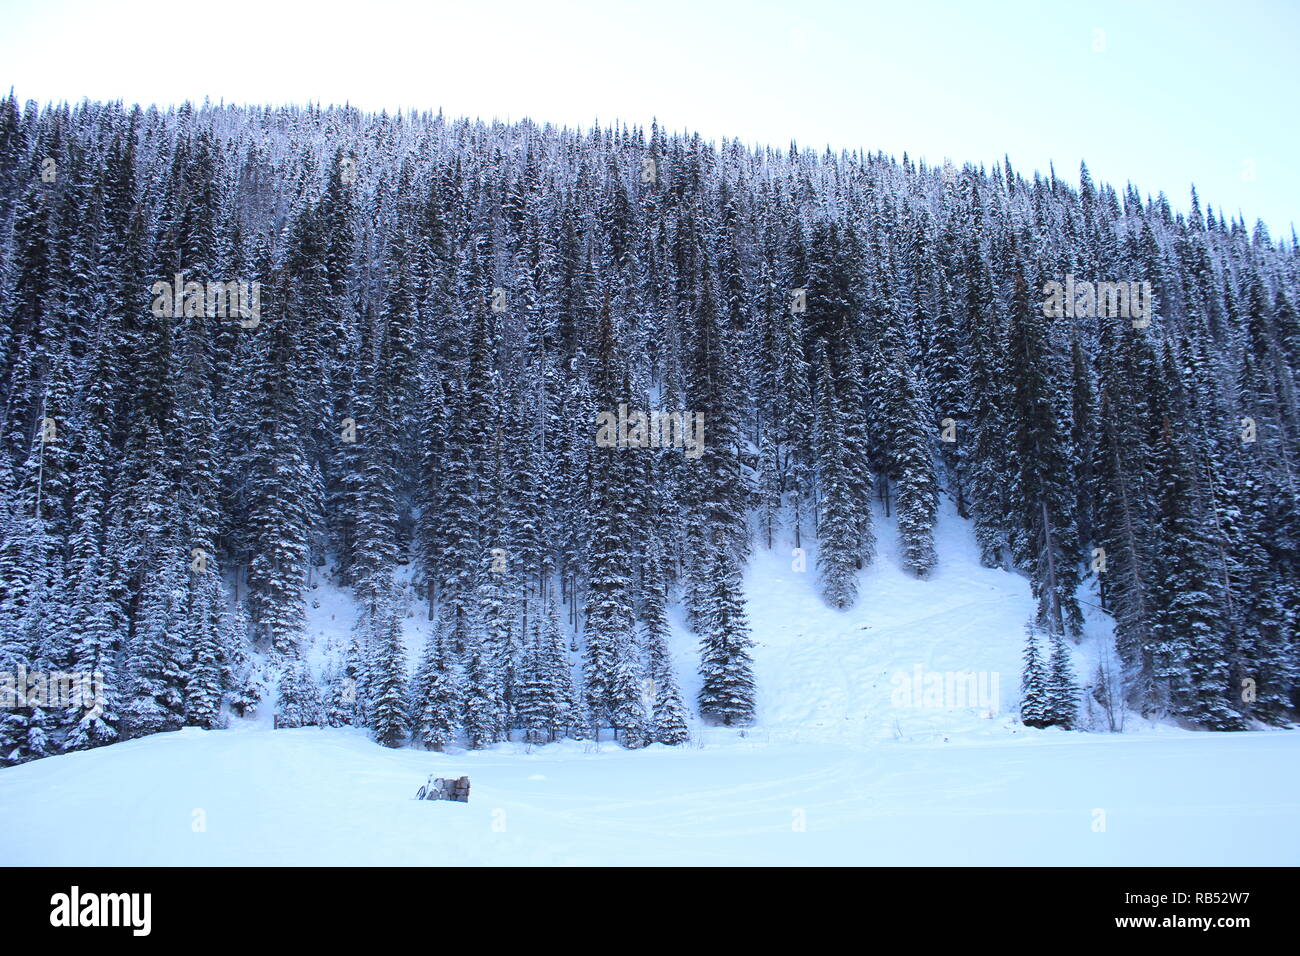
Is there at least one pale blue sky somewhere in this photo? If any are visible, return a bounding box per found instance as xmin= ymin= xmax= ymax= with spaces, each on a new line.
xmin=1 ymin=0 xmax=1296 ymax=233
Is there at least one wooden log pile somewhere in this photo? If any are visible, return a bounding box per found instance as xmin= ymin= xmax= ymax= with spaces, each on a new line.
xmin=419 ymin=775 xmax=471 ymax=802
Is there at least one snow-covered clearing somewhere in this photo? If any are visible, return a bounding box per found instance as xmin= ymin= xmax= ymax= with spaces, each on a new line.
xmin=2 ymin=724 xmax=1297 ymax=865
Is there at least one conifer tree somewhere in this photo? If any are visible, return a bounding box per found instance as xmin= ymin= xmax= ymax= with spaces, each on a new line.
xmin=882 ymin=356 xmax=939 ymax=576
xmin=184 ymin=570 xmax=230 ymax=730
xmin=697 ymin=546 xmax=755 ymax=726
xmin=275 ymin=661 xmax=323 ymax=730
xmin=367 ymin=597 xmax=410 ymax=747
xmin=517 ymin=596 xmax=575 ymax=744
xmin=582 ymin=304 xmax=637 ymax=738
xmin=1150 ymin=424 xmax=1241 ymax=729
xmin=225 ymin=601 xmax=263 ymax=719
xmin=119 ymin=545 xmax=188 ymax=739
xmin=1044 ymin=628 xmax=1080 ymax=729
xmin=814 ymin=346 xmax=860 ymax=609
xmin=461 ymin=630 xmax=500 ymax=749
xmin=638 ymin=539 xmax=690 ymax=744
xmin=1019 ymin=623 xmax=1049 ymax=728
xmin=411 ymin=611 xmax=463 ymax=750
xmin=1006 ymin=262 xmax=1083 ymax=637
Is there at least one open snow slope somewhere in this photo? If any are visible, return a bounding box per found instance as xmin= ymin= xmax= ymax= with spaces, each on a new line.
xmin=735 ymin=499 xmax=1105 ymax=743
xmin=2 ymin=502 xmax=1297 ymax=865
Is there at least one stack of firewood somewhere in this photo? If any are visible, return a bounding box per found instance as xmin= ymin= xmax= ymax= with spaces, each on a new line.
xmin=418 ymin=775 xmax=471 ymax=802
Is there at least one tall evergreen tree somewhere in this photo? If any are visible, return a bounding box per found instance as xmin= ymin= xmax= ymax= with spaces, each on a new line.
xmin=697 ymin=546 xmax=755 ymax=726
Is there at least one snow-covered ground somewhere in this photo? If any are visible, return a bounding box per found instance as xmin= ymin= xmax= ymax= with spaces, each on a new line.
xmin=3 ymin=502 xmax=1297 ymax=865
xmin=2 ymin=724 xmax=1297 ymax=865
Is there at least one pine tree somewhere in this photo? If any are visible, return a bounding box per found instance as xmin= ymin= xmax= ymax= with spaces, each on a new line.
xmin=1006 ymin=260 xmax=1083 ymax=638
xmin=962 ymin=240 xmax=1014 ymax=570
xmin=516 ymin=619 xmax=552 ymax=746
xmin=411 ymin=610 xmax=462 ymax=750
xmin=242 ymin=289 xmax=313 ymax=658
xmin=476 ymin=551 xmax=517 ymax=741
xmin=184 ymin=570 xmax=229 ymax=730
xmin=883 ymin=356 xmax=939 ymax=576
xmin=1091 ymin=326 xmax=1161 ymax=706
xmin=461 ymin=630 xmax=499 ymax=749
xmin=225 ymin=600 xmax=262 ymax=719
xmin=517 ymin=597 xmax=574 ymax=745
xmin=1149 ymin=423 xmax=1241 ymax=729
xmin=61 ymin=416 xmax=120 ymax=751
xmin=542 ymin=596 xmax=577 ymax=741
xmin=650 ymin=662 xmax=691 ymax=745
xmin=119 ymin=545 xmax=188 ymax=739
xmin=697 ymin=546 xmax=755 ymax=726
xmin=582 ymin=303 xmax=638 ymax=738
xmin=275 ymin=661 xmax=323 ymax=730
xmin=1044 ymin=628 xmax=1080 ymax=729
xmin=367 ymin=595 xmax=410 ymax=747
xmin=639 ymin=539 xmax=689 ymax=744
xmin=1019 ymin=623 xmax=1049 ymax=728
xmin=813 ymin=346 xmax=860 ymax=609
xmin=610 ymin=633 xmax=648 ymax=748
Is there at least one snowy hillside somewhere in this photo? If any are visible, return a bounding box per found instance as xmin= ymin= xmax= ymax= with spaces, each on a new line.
xmin=4 ymin=504 xmax=1298 ymax=866
xmin=1 ymin=95 xmax=1297 ymax=867
xmin=739 ymin=500 xmax=1109 ymax=743
xmin=291 ymin=498 xmax=1104 ymax=745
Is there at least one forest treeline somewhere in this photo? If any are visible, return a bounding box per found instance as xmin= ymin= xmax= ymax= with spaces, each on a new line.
xmin=0 ymin=97 xmax=1296 ymax=763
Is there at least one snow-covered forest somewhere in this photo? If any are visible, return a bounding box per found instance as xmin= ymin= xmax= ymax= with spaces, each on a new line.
xmin=1 ymin=96 xmax=1296 ymax=766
